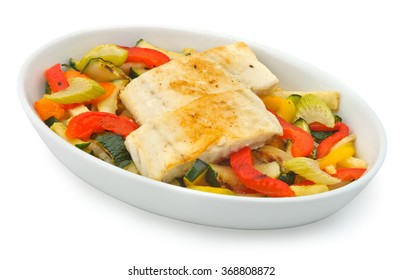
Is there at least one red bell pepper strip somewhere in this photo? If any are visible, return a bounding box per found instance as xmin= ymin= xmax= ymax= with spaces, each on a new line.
xmin=65 ymin=112 xmax=139 ymax=140
xmin=273 ymin=112 xmax=314 ymax=157
xmin=45 ymin=63 xmax=69 ymax=92
xmin=230 ymin=147 xmax=295 ymax=197
xmin=294 ymin=180 xmax=315 ymax=186
xmin=333 ymin=168 xmax=367 ymax=181
xmin=121 ymin=47 xmax=170 ymax=68
xmin=311 ymin=122 xmax=350 ymax=158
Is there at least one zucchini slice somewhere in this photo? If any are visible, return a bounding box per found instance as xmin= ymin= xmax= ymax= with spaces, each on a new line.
xmin=278 ymin=172 xmax=296 ymax=185
xmin=97 ymin=79 xmax=128 ymax=114
xmin=92 ymin=132 xmax=133 ymax=169
xmin=287 ymin=94 xmax=301 ymax=106
xmin=270 ymin=90 xmax=340 ymax=110
xmin=184 ymin=159 xmax=220 ymax=187
xmin=81 ymin=58 xmax=129 ymax=82
xmin=293 ymin=118 xmax=311 ymax=134
xmin=73 ymin=44 xmax=128 ymax=71
xmin=254 ymin=162 xmax=281 ymax=178
xmin=44 ymin=116 xmax=59 ymax=127
xmin=120 ymin=62 xmax=149 ymax=78
xmin=295 ymin=94 xmax=335 ymax=128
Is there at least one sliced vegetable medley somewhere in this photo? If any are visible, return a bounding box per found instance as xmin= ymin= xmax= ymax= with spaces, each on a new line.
xmin=34 ymin=39 xmax=368 ymax=198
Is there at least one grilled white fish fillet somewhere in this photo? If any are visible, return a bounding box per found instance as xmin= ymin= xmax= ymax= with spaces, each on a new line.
xmin=125 ymin=89 xmax=282 ymax=182
xmin=120 ymin=42 xmax=278 ymax=124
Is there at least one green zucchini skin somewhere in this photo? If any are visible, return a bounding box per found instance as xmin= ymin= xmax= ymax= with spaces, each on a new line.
xmin=310 ymin=130 xmax=336 ymax=143
xmin=278 ymin=172 xmax=296 ymax=185
xmin=92 ymin=132 xmax=133 ymax=168
xmin=44 ymin=116 xmax=59 ymax=127
xmin=184 ymin=159 xmax=220 ymax=187
xmin=81 ymin=58 xmax=129 ymax=82
xmin=293 ymin=118 xmax=311 ymax=134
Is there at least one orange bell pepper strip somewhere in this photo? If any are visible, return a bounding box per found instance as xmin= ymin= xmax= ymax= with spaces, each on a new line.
xmin=230 ymin=147 xmax=295 ymax=197
xmin=89 ymin=82 xmax=116 ymax=104
xmin=272 ymin=112 xmax=314 ymax=157
xmin=310 ymin=122 xmax=350 ymax=158
xmin=63 ymin=69 xmax=88 ymax=80
xmin=45 ymin=63 xmax=69 ymax=92
xmin=34 ymin=97 xmax=67 ymax=121
xmin=65 ymin=112 xmax=139 ymax=140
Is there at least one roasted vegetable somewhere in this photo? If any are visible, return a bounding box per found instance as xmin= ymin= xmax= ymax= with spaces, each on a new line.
xmin=44 ymin=77 xmax=105 ymax=104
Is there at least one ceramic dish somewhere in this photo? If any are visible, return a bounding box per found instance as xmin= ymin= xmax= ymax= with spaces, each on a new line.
xmin=18 ymin=26 xmax=386 ymax=229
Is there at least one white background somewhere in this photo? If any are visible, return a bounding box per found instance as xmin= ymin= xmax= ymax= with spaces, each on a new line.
xmin=2 ymin=0 xmax=400 ymax=279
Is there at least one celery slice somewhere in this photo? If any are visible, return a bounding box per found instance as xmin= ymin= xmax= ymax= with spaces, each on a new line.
xmin=44 ymin=77 xmax=105 ymax=104
xmin=283 ymin=157 xmax=341 ymax=185
xmin=295 ymin=94 xmax=335 ymax=127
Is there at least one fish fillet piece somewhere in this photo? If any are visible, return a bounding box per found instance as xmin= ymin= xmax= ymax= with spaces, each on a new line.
xmin=120 ymin=42 xmax=278 ymax=124
xmin=125 ymin=89 xmax=282 ymax=182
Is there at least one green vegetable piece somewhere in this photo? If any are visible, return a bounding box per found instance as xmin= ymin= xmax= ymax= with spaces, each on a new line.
xmin=287 ymin=94 xmax=301 ymax=106
xmin=129 ymin=66 xmax=148 ymax=78
xmin=293 ymin=118 xmax=311 ymax=134
xmin=185 ymin=159 xmax=208 ymax=182
xmin=75 ymin=142 xmax=91 ymax=150
xmin=310 ymin=130 xmax=336 ymax=143
xmin=44 ymin=116 xmax=59 ymax=127
xmin=254 ymin=162 xmax=281 ymax=178
xmin=74 ymin=44 xmax=128 ymax=71
xmin=278 ymin=172 xmax=296 ymax=185
xmin=44 ymin=77 xmax=105 ymax=104
xmin=93 ymin=132 xmax=133 ymax=169
xmin=283 ymin=157 xmax=341 ymax=185
xmin=81 ymin=58 xmax=129 ymax=82
xmin=295 ymin=94 xmax=335 ymax=128
xmin=185 ymin=159 xmax=220 ymax=187
xmin=334 ymin=114 xmax=343 ymax=122
xmin=205 ymin=165 xmax=220 ymax=187
xmin=129 ymin=67 xmax=139 ymax=79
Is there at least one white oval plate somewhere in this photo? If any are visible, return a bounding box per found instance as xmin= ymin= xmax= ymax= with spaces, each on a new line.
xmin=18 ymin=26 xmax=386 ymax=229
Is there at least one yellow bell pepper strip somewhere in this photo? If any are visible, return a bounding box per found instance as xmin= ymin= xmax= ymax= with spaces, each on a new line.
xmin=333 ymin=168 xmax=367 ymax=181
xmin=230 ymin=147 xmax=295 ymax=197
xmin=310 ymin=122 xmax=350 ymax=158
xmin=187 ymin=186 xmax=235 ymax=195
xmin=318 ymin=141 xmax=355 ymax=169
xmin=272 ymin=112 xmax=314 ymax=157
xmin=261 ymin=95 xmax=296 ymax=122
